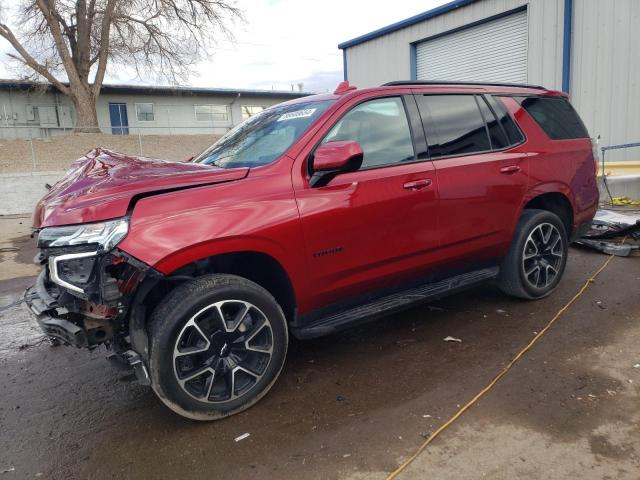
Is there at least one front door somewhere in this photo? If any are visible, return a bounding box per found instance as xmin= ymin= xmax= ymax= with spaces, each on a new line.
xmin=294 ymin=95 xmax=439 ymax=312
xmin=109 ymin=103 xmax=129 ymax=135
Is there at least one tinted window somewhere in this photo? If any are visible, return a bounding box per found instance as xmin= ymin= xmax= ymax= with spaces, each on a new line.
xmin=416 ymin=95 xmax=490 ymax=158
xmin=487 ymin=95 xmax=525 ymax=145
xmin=322 ymin=97 xmax=415 ymax=169
xmin=477 ymin=97 xmax=508 ymax=149
xmin=517 ymin=96 xmax=589 ymax=140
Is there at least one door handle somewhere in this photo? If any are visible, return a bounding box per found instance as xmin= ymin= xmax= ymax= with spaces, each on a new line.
xmin=403 ymin=179 xmax=432 ymax=190
xmin=500 ymin=165 xmax=521 ymax=174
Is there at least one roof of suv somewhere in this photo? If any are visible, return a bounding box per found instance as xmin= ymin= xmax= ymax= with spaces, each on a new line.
xmin=382 ymin=80 xmax=546 ymax=90
xmin=276 ymin=81 xmax=564 ymax=107
xmin=366 ymin=81 xmax=564 ymax=97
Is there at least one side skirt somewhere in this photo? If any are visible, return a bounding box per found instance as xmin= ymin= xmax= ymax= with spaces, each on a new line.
xmin=291 ymin=267 xmax=499 ymax=340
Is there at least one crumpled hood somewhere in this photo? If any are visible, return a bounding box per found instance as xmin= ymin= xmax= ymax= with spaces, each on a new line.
xmin=33 ymin=148 xmax=248 ymax=228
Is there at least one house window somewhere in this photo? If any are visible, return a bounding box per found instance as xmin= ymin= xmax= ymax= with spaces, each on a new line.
xmin=195 ymin=104 xmax=229 ymax=122
xmin=241 ymin=105 xmax=265 ymax=120
xmin=135 ymin=103 xmax=155 ymax=122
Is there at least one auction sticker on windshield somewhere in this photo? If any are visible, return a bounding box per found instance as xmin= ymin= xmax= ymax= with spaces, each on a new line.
xmin=277 ymin=108 xmax=317 ymax=122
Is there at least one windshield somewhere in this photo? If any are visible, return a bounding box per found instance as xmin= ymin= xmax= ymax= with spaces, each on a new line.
xmin=194 ymin=99 xmax=335 ymax=168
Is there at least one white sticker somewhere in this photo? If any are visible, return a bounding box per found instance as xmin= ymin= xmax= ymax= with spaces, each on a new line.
xmin=277 ymin=108 xmax=316 ymax=122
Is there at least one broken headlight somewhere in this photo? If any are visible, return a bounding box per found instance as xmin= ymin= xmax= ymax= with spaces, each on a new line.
xmin=38 ymin=218 xmax=129 ymax=251
xmin=38 ymin=219 xmax=129 ymax=294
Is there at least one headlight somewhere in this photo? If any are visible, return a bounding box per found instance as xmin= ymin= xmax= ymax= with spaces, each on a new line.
xmin=38 ymin=218 xmax=129 ymax=251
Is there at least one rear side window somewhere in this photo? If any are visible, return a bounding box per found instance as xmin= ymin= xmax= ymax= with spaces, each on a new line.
xmin=477 ymin=96 xmax=509 ymax=149
xmin=322 ymin=97 xmax=415 ymax=169
xmin=517 ymin=96 xmax=589 ymax=140
xmin=416 ymin=95 xmax=491 ymax=158
xmin=486 ymin=95 xmax=525 ymax=145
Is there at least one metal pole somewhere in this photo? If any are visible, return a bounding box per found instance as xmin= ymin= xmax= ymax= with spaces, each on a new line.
xmin=29 ymin=137 xmax=36 ymax=170
xmin=138 ymin=130 xmax=143 ymax=156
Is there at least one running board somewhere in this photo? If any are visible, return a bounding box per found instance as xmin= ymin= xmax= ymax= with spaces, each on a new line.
xmin=292 ymin=267 xmax=499 ymax=340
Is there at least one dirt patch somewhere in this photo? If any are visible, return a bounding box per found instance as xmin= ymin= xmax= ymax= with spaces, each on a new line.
xmin=0 ymin=216 xmax=39 ymax=281
xmin=0 ymin=133 xmax=219 ymax=173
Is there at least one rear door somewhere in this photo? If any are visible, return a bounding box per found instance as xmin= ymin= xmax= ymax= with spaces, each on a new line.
xmin=293 ymin=94 xmax=439 ymax=311
xmin=415 ymin=93 xmax=529 ymax=267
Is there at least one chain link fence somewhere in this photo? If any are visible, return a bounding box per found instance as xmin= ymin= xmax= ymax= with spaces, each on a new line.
xmin=0 ymin=126 xmax=222 ymax=174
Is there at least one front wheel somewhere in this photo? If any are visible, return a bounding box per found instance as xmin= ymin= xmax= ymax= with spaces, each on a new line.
xmin=497 ymin=209 xmax=568 ymax=299
xmin=148 ymin=274 xmax=288 ymax=421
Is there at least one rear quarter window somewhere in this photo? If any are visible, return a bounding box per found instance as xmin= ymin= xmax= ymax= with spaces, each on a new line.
xmin=517 ymin=96 xmax=589 ymax=140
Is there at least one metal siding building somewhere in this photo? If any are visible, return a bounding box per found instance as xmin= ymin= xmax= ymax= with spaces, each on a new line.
xmin=340 ymin=0 xmax=640 ymax=162
xmin=0 ymin=81 xmax=308 ymax=139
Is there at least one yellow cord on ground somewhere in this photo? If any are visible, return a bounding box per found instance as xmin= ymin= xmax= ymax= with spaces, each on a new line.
xmin=386 ymin=254 xmax=616 ymax=480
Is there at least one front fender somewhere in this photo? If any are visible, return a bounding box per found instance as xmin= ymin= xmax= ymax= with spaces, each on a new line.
xmin=117 ymin=174 xmax=308 ymax=301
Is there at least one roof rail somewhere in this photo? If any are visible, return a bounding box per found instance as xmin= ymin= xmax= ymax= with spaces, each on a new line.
xmin=382 ymin=80 xmax=547 ymax=90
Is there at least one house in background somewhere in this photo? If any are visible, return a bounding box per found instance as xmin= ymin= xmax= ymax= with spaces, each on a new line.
xmin=339 ymin=0 xmax=640 ymax=170
xmin=0 ymin=80 xmax=309 ymax=139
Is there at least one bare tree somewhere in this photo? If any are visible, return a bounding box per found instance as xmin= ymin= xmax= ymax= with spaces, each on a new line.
xmin=0 ymin=1 xmax=242 ymax=131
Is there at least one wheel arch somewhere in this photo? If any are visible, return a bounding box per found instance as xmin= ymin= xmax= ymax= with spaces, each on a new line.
xmin=522 ymin=189 xmax=574 ymax=235
xmin=127 ymin=249 xmax=298 ymax=360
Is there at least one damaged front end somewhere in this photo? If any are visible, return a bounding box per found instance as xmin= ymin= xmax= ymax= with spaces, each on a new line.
xmin=24 ymin=217 xmax=159 ymax=382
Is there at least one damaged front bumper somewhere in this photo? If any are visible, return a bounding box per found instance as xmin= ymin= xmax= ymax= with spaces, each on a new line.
xmin=24 ymin=246 xmax=158 ymax=385
xmin=24 ymin=272 xmax=90 ymax=347
xmin=24 ymin=246 xmax=159 ymax=350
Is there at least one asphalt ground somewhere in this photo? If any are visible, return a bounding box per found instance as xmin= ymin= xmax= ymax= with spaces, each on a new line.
xmin=0 ymin=215 xmax=638 ymax=479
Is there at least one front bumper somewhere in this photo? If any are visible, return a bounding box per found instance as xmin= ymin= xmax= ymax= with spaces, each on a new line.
xmin=24 ymin=247 xmax=156 ymax=349
xmin=24 ymin=271 xmax=89 ymax=348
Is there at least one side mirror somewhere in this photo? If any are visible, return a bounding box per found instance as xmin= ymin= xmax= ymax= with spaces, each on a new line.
xmin=310 ymin=140 xmax=363 ymax=187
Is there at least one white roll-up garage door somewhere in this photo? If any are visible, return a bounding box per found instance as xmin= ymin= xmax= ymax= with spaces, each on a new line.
xmin=415 ymin=10 xmax=528 ymax=83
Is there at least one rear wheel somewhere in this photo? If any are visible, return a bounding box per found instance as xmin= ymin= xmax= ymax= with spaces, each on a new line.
xmin=148 ymin=274 xmax=288 ymax=420
xmin=497 ymin=209 xmax=568 ymax=299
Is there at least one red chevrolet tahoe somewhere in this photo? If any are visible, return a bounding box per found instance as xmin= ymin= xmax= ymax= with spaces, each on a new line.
xmin=26 ymin=81 xmax=598 ymax=420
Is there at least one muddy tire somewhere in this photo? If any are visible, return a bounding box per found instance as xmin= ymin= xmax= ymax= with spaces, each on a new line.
xmin=497 ymin=209 xmax=568 ymax=299
xmin=148 ymin=274 xmax=288 ymax=421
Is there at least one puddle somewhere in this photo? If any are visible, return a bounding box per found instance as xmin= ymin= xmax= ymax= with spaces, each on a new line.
xmin=0 ymin=300 xmax=45 ymax=359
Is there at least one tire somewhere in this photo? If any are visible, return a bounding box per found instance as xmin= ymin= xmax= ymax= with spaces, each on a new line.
xmin=497 ymin=209 xmax=568 ymax=300
xmin=148 ymin=274 xmax=288 ymax=421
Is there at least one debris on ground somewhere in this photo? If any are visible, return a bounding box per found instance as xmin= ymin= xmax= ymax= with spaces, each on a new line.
xmin=633 ymin=364 xmax=640 ymax=369
xmin=234 ymin=433 xmax=250 ymax=442
xmin=17 ymin=337 xmax=48 ymax=351
xmin=336 ymin=395 xmax=346 ymax=402
xmin=576 ymin=208 xmax=640 ymax=256
xmin=443 ymin=336 xmax=462 ymax=343
xmin=610 ymin=196 xmax=640 ymax=206
xmin=0 ymin=467 xmax=15 ymax=474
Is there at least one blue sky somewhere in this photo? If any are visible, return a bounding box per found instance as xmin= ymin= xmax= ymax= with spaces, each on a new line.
xmin=0 ymin=0 xmax=446 ymax=92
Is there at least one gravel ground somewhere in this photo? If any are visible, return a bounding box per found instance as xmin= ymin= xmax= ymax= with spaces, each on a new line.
xmin=0 ymin=133 xmax=219 ymax=173
xmin=0 ymin=217 xmax=639 ymax=479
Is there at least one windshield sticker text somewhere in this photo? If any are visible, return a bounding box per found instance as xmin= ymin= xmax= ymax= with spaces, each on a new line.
xmin=277 ymin=108 xmax=316 ymax=122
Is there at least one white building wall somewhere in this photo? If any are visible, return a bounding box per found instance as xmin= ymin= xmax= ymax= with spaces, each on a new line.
xmin=0 ymin=89 xmax=297 ymax=139
xmin=0 ymin=89 xmax=75 ymax=139
xmin=95 ymin=93 xmax=287 ymax=136
xmin=345 ymin=0 xmax=565 ymax=90
xmin=344 ymin=0 xmax=639 ymax=160
xmin=570 ymin=0 xmax=640 ymax=161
